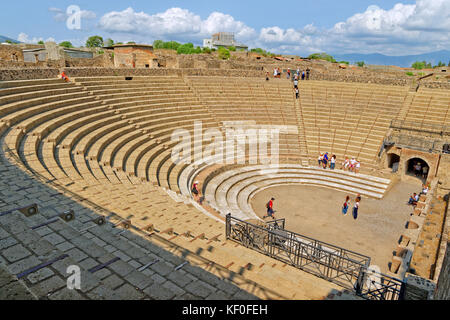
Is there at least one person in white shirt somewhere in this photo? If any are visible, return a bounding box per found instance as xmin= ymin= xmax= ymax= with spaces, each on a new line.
xmin=350 ymin=158 xmax=357 ymax=172
xmin=330 ymin=155 xmax=336 ymax=170
xmin=355 ymin=161 xmax=361 ymax=174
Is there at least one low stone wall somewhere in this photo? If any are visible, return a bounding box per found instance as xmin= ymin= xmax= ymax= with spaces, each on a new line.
xmin=0 ymin=68 xmax=60 ymax=81
xmin=1 ymin=66 xmax=450 ymax=90
xmin=311 ymin=72 xmax=411 ymax=87
xmin=421 ymin=81 xmax=450 ymax=90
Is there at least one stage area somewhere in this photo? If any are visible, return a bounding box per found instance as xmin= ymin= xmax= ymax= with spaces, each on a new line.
xmin=250 ymin=179 xmax=422 ymax=273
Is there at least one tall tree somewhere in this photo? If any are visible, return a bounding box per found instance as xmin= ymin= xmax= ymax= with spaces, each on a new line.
xmin=86 ymin=36 xmax=104 ymax=48
xmin=59 ymin=41 xmax=74 ymax=48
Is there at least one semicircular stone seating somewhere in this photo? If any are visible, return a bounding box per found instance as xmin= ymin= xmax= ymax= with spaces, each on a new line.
xmin=198 ymin=164 xmax=391 ymax=220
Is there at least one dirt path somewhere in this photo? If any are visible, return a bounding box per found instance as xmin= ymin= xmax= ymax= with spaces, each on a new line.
xmin=250 ymin=178 xmax=422 ymax=273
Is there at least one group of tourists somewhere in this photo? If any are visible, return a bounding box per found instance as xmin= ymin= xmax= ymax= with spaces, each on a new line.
xmin=342 ymin=194 xmax=361 ymax=220
xmin=408 ymin=183 xmax=430 ymax=206
xmin=412 ymin=161 xmax=429 ymax=179
xmin=341 ymin=157 xmax=362 ymax=173
xmin=317 ymin=153 xmax=338 ymax=170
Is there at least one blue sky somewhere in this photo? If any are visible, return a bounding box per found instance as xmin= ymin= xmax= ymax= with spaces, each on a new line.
xmin=1 ymin=0 xmax=448 ymax=56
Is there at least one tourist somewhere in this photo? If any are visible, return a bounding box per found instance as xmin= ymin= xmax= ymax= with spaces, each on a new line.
xmin=330 ymin=155 xmax=336 ymax=170
xmin=266 ymin=72 xmax=270 ymax=81
xmin=301 ymin=70 xmax=306 ymax=81
xmin=306 ymin=68 xmax=310 ymax=80
xmin=263 ymin=198 xmax=276 ymax=219
xmin=297 ymin=68 xmax=300 ymax=76
xmin=414 ymin=162 xmax=422 ymax=177
xmin=342 ymin=158 xmax=350 ymax=171
xmin=342 ymin=196 xmax=351 ymax=215
xmin=192 ymin=181 xmax=200 ymax=202
xmin=422 ymin=166 xmax=428 ymax=179
xmin=408 ymin=194 xmax=417 ymax=206
xmin=353 ymin=197 xmax=360 ymax=220
xmin=60 ymin=71 xmax=70 ymax=82
xmin=318 ymin=154 xmax=323 ymax=167
xmin=420 ymin=184 xmax=429 ymax=196
xmin=355 ymin=161 xmax=361 ymax=174
xmin=323 ymin=152 xmax=329 ymax=169
xmin=294 ymin=78 xmax=299 ymax=89
xmin=273 ymin=68 xmax=278 ymax=78
xmin=349 ymin=158 xmax=357 ymax=172
xmin=287 ymin=68 xmax=291 ymax=79
xmin=295 ymin=87 xmax=299 ymax=99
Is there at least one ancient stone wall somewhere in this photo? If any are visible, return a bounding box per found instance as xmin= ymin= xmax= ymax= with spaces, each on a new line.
xmin=0 ymin=45 xmax=24 ymax=62
xmin=0 ymin=68 xmax=60 ymax=81
xmin=435 ymin=240 xmax=450 ymax=299
xmin=65 ymin=53 xmax=114 ymax=68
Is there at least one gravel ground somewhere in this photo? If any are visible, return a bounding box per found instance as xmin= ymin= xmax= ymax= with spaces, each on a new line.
xmin=251 ymin=178 xmax=423 ymax=273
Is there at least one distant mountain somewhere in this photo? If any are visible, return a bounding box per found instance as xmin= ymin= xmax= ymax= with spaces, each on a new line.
xmin=0 ymin=35 xmax=20 ymax=44
xmin=332 ymin=50 xmax=450 ymax=68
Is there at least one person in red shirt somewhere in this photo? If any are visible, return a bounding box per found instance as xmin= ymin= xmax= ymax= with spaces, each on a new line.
xmin=263 ymin=198 xmax=276 ymax=219
xmin=60 ymin=71 xmax=70 ymax=82
xmin=192 ymin=181 xmax=200 ymax=202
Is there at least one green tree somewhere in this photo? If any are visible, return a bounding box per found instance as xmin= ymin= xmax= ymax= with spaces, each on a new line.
xmin=59 ymin=41 xmax=74 ymax=48
xmin=356 ymin=61 xmax=365 ymax=67
xmin=153 ymin=40 xmax=164 ymax=49
xmin=37 ymin=40 xmax=44 ymax=45
xmin=228 ymin=46 xmax=236 ymax=52
xmin=5 ymin=40 xmax=13 ymax=44
xmin=412 ymin=61 xmax=425 ymax=70
xmin=127 ymin=41 xmax=136 ymax=44
xmin=202 ymin=47 xmax=211 ymax=54
xmin=339 ymin=61 xmax=349 ymax=65
xmin=104 ymin=38 xmax=114 ymax=47
xmin=177 ymin=43 xmax=195 ymax=54
xmin=86 ymin=36 xmax=104 ymax=48
xmin=308 ymin=53 xmax=337 ymax=63
xmin=218 ymin=47 xmax=230 ymax=60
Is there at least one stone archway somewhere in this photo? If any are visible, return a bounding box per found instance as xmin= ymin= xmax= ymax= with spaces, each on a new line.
xmin=406 ymin=157 xmax=430 ymax=182
xmin=388 ymin=154 xmax=401 ymax=171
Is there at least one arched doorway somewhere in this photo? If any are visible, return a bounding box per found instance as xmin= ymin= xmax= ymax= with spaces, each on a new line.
xmin=388 ymin=154 xmax=401 ymax=172
xmin=406 ymin=158 xmax=429 ymax=182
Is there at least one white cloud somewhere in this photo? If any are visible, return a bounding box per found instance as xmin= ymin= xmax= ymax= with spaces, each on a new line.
xmin=59 ymin=1 xmax=449 ymax=56
xmin=99 ymin=7 xmax=255 ymax=42
xmin=18 ymin=33 xmax=55 ymax=44
xmin=257 ymin=0 xmax=450 ymax=55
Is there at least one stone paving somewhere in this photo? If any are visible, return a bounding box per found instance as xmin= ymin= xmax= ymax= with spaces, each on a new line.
xmin=0 ymin=148 xmax=260 ymax=300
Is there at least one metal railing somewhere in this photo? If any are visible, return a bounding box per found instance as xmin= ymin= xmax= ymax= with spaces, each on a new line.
xmin=226 ymin=214 xmax=405 ymax=300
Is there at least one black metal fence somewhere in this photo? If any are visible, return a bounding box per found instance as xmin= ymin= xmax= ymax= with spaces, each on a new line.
xmin=226 ymin=214 xmax=405 ymax=300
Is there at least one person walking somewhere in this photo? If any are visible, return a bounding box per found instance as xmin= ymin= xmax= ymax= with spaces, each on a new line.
xmin=295 ymin=87 xmax=299 ymax=99
xmin=318 ymin=154 xmax=323 ymax=167
xmin=192 ymin=181 xmax=200 ymax=202
xmin=342 ymin=196 xmax=351 ymax=215
xmin=352 ymin=197 xmax=360 ymax=220
xmin=263 ymin=198 xmax=276 ymax=219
